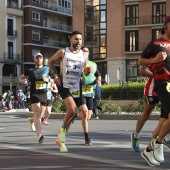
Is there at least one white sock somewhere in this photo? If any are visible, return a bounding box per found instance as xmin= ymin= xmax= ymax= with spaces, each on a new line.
xmin=38 ymin=134 xmax=41 ymax=140
xmin=134 ymin=132 xmax=139 ymax=139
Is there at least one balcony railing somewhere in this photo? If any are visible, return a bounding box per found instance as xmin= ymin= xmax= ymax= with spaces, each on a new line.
xmin=43 ymin=21 xmax=72 ymax=32
xmin=4 ymin=53 xmax=20 ymax=60
xmin=43 ymin=39 xmax=70 ymax=48
xmin=125 ymin=15 xmax=164 ymax=26
xmin=1 ymin=76 xmax=18 ymax=84
xmin=6 ymin=29 xmax=17 ymax=37
xmin=7 ymin=2 xmax=21 ymax=9
xmin=125 ymin=42 xmax=148 ymax=52
xmin=43 ymin=3 xmax=72 ymax=15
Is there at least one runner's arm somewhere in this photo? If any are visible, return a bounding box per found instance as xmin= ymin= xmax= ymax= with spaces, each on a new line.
xmin=139 ymin=66 xmax=153 ymax=77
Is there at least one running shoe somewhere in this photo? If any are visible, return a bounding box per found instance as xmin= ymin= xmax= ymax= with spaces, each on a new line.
xmin=56 ymin=139 xmax=68 ymax=153
xmin=85 ymin=137 xmax=92 ymax=146
xmin=41 ymin=119 xmax=49 ymax=125
xmin=163 ymin=139 xmax=170 ymax=151
xmin=28 ymin=117 xmax=36 ymax=132
xmin=58 ymin=126 xmax=66 ymax=143
xmin=38 ymin=135 xmax=44 ymax=144
xmin=130 ymin=133 xmax=140 ymax=152
xmin=151 ymin=139 xmax=164 ymax=163
xmin=91 ymin=116 xmax=99 ymax=120
xmin=141 ymin=148 xmax=160 ymax=166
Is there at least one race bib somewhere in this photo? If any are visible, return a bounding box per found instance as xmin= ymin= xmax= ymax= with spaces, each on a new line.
xmin=35 ymin=81 xmax=46 ymax=90
xmin=70 ymin=90 xmax=80 ymax=98
xmin=82 ymin=85 xmax=93 ymax=94
xmin=166 ymin=83 xmax=170 ymax=92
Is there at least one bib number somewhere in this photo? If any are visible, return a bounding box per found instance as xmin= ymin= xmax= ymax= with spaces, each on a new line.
xmin=166 ymin=83 xmax=170 ymax=92
xmin=82 ymin=85 xmax=93 ymax=94
xmin=70 ymin=90 xmax=80 ymax=98
xmin=35 ymin=81 xmax=46 ymax=90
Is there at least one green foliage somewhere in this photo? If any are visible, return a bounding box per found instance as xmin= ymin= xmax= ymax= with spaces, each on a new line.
xmin=121 ymin=100 xmax=144 ymax=113
xmin=52 ymin=98 xmax=67 ymax=113
xmin=98 ymin=100 xmax=121 ymax=113
xmin=101 ymin=82 xmax=146 ymax=100
xmin=101 ymin=81 xmax=146 ymax=91
xmin=51 ymin=98 xmax=161 ymax=114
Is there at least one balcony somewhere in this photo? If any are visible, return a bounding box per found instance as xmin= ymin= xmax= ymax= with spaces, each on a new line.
xmin=3 ymin=53 xmax=22 ymax=63
xmin=1 ymin=76 xmax=18 ymax=84
xmin=125 ymin=15 xmax=164 ymax=26
xmin=43 ymin=3 xmax=72 ymax=15
xmin=43 ymin=39 xmax=70 ymax=48
xmin=6 ymin=29 xmax=17 ymax=38
xmin=43 ymin=21 xmax=72 ymax=32
xmin=6 ymin=2 xmax=23 ymax=16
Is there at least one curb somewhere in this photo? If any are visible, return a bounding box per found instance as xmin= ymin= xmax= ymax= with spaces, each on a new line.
xmin=25 ymin=112 xmax=160 ymax=120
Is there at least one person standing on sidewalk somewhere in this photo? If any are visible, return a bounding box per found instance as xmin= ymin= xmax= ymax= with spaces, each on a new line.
xmin=48 ymin=31 xmax=93 ymax=152
xmin=137 ymin=16 xmax=170 ymax=166
xmin=92 ymin=82 xmax=102 ymax=120
xmin=19 ymin=52 xmax=50 ymax=144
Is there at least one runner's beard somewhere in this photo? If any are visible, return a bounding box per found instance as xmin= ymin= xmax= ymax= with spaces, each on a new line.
xmin=73 ymin=44 xmax=81 ymax=50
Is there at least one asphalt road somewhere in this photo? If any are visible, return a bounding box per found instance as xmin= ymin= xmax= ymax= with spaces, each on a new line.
xmin=0 ymin=111 xmax=169 ymax=170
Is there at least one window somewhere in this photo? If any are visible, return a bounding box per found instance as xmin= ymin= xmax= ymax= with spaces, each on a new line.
xmin=3 ymin=64 xmax=16 ymax=76
xmin=7 ymin=0 xmax=18 ymax=8
xmin=7 ymin=19 xmax=13 ymax=36
xmin=100 ymin=11 xmax=105 ymax=22
xmin=125 ymin=5 xmax=138 ymax=26
xmin=32 ymin=12 xmax=40 ymax=22
xmin=32 ymin=30 xmax=40 ymax=41
xmin=65 ymin=0 xmax=71 ymax=8
xmin=32 ymin=0 xmax=40 ymax=3
xmin=152 ymin=29 xmax=161 ymax=40
xmin=126 ymin=59 xmax=139 ymax=82
xmin=97 ymin=62 xmax=107 ymax=82
xmin=125 ymin=30 xmax=138 ymax=51
xmin=8 ymin=42 xmax=13 ymax=59
xmin=152 ymin=2 xmax=166 ymax=24
xmin=84 ymin=0 xmax=106 ymax=60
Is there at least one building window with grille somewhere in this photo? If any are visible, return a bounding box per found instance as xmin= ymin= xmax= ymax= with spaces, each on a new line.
xmin=125 ymin=4 xmax=138 ymax=26
xmin=32 ymin=12 xmax=40 ymax=22
xmin=126 ymin=59 xmax=140 ymax=82
xmin=152 ymin=2 xmax=166 ymax=24
xmin=32 ymin=30 xmax=40 ymax=41
xmin=125 ymin=30 xmax=138 ymax=52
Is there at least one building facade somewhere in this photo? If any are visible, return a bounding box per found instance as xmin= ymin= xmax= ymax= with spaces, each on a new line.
xmin=22 ymin=0 xmax=72 ymax=74
xmin=72 ymin=0 xmax=170 ymax=84
xmin=0 ymin=0 xmax=23 ymax=94
xmin=0 ymin=0 xmax=169 ymax=95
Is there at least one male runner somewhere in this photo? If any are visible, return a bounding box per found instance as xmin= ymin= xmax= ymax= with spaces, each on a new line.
xmin=19 ymin=52 xmax=50 ymax=143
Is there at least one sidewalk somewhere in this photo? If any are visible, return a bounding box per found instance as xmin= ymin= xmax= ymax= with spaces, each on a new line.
xmin=25 ymin=111 xmax=160 ymax=120
xmin=0 ymin=108 xmax=160 ymax=120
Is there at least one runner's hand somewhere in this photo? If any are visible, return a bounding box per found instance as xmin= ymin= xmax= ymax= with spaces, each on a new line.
xmin=54 ymin=76 xmax=61 ymax=86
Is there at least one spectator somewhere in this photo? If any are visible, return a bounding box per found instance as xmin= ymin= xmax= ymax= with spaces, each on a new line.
xmin=18 ymin=89 xmax=26 ymax=109
xmin=5 ymin=90 xmax=13 ymax=110
xmin=92 ymin=82 xmax=102 ymax=120
xmin=14 ymin=94 xmax=20 ymax=109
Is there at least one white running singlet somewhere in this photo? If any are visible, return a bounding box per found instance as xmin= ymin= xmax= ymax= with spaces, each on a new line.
xmin=62 ymin=47 xmax=85 ymax=90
